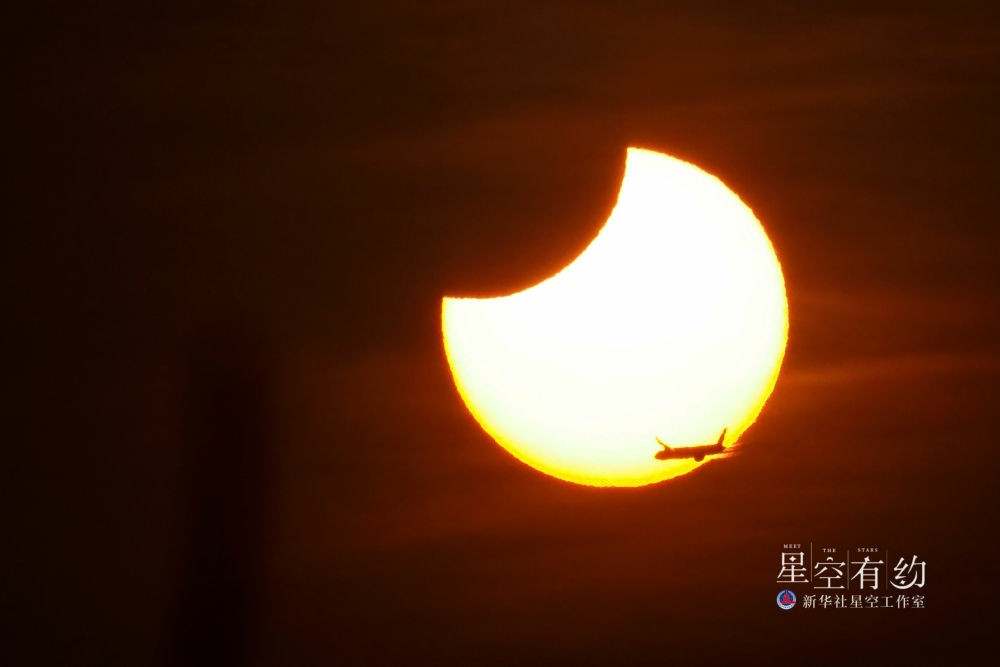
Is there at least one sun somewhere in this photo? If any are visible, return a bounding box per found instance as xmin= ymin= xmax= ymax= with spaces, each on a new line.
xmin=441 ymin=147 xmax=788 ymax=487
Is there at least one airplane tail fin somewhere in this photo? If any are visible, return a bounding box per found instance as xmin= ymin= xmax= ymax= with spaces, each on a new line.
xmin=717 ymin=428 xmax=727 ymax=448
xmin=655 ymin=437 xmax=672 ymax=452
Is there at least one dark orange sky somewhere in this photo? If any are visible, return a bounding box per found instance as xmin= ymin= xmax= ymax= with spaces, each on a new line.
xmin=14 ymin=2 xmax=1000 ymax=665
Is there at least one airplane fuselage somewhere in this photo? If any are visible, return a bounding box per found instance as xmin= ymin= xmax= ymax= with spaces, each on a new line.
xmin=654 ymin=442 xmax=725 ymax=462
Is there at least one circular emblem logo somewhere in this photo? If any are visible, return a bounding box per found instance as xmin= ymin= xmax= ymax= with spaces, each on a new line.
xmin=776 ymin=589 xmax=797 ymax=610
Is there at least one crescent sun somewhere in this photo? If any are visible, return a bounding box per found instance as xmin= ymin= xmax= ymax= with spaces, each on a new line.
xmin=441 ymin=147 xmax=788 ymax=487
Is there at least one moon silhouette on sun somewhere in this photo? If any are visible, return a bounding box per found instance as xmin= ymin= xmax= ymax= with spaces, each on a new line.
xmin=442 ymin=147 xmax=788 ymax=487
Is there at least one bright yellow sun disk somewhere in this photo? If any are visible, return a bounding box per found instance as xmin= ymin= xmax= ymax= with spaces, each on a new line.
xmin=442 ymin=147 xmax=788 ymax=487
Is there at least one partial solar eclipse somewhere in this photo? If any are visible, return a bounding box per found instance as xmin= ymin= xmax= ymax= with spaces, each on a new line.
xmin=442 ymin=147 xmax=787 ymax=487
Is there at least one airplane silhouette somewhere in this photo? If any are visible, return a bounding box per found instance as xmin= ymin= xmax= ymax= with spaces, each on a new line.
xmin=655 ymin=428 xmax=728 ymax=462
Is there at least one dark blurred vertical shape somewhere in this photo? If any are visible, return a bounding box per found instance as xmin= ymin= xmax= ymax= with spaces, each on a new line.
xmin=169 ymin=331 xmax=274 ymax=666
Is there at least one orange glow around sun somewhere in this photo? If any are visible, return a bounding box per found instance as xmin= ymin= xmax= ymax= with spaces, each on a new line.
xmin=441 ymin=147 xmax=788 ymax=487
